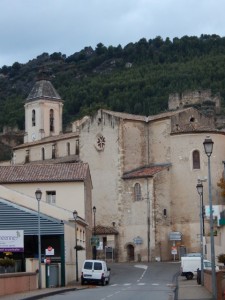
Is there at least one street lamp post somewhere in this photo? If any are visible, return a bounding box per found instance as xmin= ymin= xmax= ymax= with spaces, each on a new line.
xmin=196 ymin=180 xmax=204 ymax=286
xmin=203 ymin=137 xmax=217 ymax=300
xmin=93 ymin=206 xmax=97 ymax=260
xmin=73 ymin=210 xmax=79 ymax=282
xmin=35 ymin=188 xmax=42 ymax=289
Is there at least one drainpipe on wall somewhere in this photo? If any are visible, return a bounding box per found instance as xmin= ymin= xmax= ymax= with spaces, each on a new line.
xmin=146 ymin=179 xmax=150 ymax=262
xmin=145 ymin=118 xmax=151 ymax=262
xmin=223 ymin=161 xmax=225 ymax=180
xmin=146 ymin=117 xmax=150 ymax=165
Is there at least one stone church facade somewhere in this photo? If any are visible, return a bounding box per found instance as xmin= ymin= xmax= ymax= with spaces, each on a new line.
xmin=12 ymin=80 xmax=225 ymax=262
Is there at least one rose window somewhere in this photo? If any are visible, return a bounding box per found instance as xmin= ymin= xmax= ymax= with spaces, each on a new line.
xmin=95 ymin=135 xmax=106 ymax=151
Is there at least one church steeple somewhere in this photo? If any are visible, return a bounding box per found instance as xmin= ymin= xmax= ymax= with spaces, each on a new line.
xmin=26 ymin=80 xmax=62 ymax=102
xmin=24 ymin=80 xmax=63 ymax=143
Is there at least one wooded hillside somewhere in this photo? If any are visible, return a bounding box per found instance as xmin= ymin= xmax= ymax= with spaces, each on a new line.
xmin=0 ymin=34 xmax=225 ymax=131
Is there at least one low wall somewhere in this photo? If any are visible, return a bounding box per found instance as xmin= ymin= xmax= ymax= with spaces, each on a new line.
xmin=0 ymin=272 xmax=37 ymax=296
xmin=204 ymin=270 xmax=225 ymax=300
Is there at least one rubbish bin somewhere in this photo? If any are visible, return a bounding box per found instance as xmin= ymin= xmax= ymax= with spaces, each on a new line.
xmin=197 ymin=268 xmax=201 ymax=285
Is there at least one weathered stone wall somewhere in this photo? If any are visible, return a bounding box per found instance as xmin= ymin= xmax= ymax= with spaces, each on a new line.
xmin=169 ymin=132 xmax=225 ymax=254
xmin=168 ymin=90 xmax=221 ymax=114
xmin=79 ymin=110 xmax=121 ymax=231
xmin=122 ymin=120 xmax=148 ymax=172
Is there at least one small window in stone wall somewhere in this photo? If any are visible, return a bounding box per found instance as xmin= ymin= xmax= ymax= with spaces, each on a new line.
xmin=134 ymin=183 xmax=142 ymax=201
xmin=50 ymin=109 xmax=54 ymax=132
xmin=193 ymin=150 xmax=200 ymax=169
xmin=32 ymin=110 xmax=36 ymax=126
xmin=75 ymin=139 xmax=79 ymax=155
xmin=41 ymin=147 xmax=45 ymax=160
xmin=52 ymin=144 xmax=56 ymax=159
xmin=67 ymin=142 xmax=70 ymax=156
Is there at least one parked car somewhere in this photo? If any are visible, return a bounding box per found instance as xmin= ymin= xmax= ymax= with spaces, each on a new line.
xmin=81 ymin=260 xmax=111 ymax=285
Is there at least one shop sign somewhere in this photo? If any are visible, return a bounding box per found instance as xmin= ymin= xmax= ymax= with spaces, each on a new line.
xmin=0 ymin=230 xmax=24 ymax=252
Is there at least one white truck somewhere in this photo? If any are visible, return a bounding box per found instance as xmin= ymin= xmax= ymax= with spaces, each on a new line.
xmin=181 ymin=256 xmax=217 ymax=280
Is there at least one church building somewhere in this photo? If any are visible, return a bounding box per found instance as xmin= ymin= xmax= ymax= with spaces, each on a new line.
xmin=12 ymin=79 xmax=225 ymax=262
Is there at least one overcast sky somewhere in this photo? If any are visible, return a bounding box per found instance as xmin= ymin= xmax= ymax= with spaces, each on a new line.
xmin=0 ymin=0 xmax=225 ymax=67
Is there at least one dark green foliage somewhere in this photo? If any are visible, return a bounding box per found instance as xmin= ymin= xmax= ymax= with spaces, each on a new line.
xmin=0 ymin=257 xmax=15 ymax=267
xmin=1 ymin=34 xmax=225 ymax=130
xmin=217 ymin=253 xmax=225 ymax=265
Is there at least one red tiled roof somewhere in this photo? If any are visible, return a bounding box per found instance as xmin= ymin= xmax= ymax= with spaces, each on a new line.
xmin=94 ymin=225 xmax=119 ymax=235
xmin=0 ymin=163 xmax=89 ymax=183
xmin=14 ymin=132 xmax=79 ymax=149
xmin=122 ymin=164 xmax=170 ymax=179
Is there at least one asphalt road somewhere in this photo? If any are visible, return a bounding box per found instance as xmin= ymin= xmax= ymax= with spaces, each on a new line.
xmin=43 ymin=262 xmax=180 ymax=300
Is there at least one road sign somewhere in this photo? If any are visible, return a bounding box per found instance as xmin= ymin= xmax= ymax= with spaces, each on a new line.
xmin=169 ymin=232 xmax=182 ymax=241
xmin=171 ymin=246 xmax=177 ymax=255
xmin=133 ymin=236 xmax=143 ymax=245
xmin=45 ymin=246 xmax=54 ymax=255
xmin=91 ymin=236 xmax=100 ymax=246
xmin=44 ymin=258 xmax=51 ymax=264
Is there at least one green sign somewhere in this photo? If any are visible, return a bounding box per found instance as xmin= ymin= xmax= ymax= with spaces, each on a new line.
xmin=91 ymin=236 xmax=100 ymax=246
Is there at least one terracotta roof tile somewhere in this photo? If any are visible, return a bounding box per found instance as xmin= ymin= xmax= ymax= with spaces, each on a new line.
xmin=14 ymin=132 xmax=79 ymax=149
xmin=0 ymin=163 xmax=89 ymax=183
xmin=94 ymin=225 xmax=119 ymax=235
xmin=122 ymin=164 xmax=171 ymax=179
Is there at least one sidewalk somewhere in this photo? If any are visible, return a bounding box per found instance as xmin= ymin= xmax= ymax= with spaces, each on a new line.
xmin=0 ymin=282 xmax=87 ymax=300
xmin=0 ymin=275 xmax=214 ymax=300
xmin=177 ymin=276 xmax=213 ymax=300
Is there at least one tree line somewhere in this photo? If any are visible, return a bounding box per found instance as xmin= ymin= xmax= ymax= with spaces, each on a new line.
xmin=0 ymin=34 xmax=225 ymax=131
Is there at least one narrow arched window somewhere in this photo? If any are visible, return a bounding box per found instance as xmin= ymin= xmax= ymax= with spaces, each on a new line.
xmin=32 ymin=110 xmax=36 ymax=126
xmin=75 ymin=139 xmax=79 ymax=155
xmin=52 ymin=144 xmax=56 ymax=159
xmin=193 ymin=150 xmax=200 ymax=169
xmin=50 ymin=109 xmax=54 ymax=132
xmin=134 ymin=183 xmax=142 ymax=201
xmin=41 ymin=147 xmax=45 ymax=160
xmin=67 ymin=142 xmax=70 ymax=155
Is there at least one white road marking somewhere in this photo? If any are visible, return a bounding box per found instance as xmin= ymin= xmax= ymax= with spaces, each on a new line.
xmin=134 ymin=264 xmax=148 ymax=270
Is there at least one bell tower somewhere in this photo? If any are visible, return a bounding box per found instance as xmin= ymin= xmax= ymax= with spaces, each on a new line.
xmin=24 ymin=80 xmax=63 ymax=143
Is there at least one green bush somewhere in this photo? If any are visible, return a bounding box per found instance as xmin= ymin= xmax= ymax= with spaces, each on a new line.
xmin=0 ymin=257 xmax=15 ymax=267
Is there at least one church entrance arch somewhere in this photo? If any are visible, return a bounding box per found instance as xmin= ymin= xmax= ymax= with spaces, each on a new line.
xmin=126 ymin=244 xmax=135 ymax=261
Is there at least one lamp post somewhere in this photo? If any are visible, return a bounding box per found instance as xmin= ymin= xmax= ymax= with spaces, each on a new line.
xmin=203 ymin=137 xmax=217 ymax=300
xmin=93 ymin=206 xmax=97 ymax=260
xmin=73 ymin=210 xmax=79 ymax=282
xmin=35 ymin=188 xmax=42 ymax=289
xmin=196 ymin=180 xmax=204 ymax=286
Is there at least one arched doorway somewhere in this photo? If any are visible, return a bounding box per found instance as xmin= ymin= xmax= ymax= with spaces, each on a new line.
xmin=126 ymin=244 xmax=135 ymax=261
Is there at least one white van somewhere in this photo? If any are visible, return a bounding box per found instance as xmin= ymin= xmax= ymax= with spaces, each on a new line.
xmin=181 ymin=256 xmax=219 ymax=280
xmin=81 ymin=260 xmax=111 ymax=285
